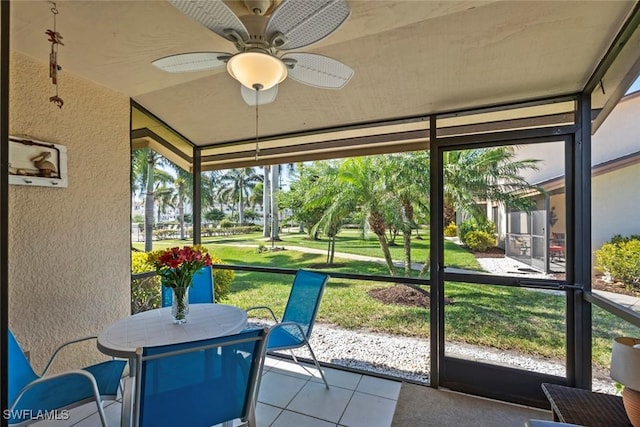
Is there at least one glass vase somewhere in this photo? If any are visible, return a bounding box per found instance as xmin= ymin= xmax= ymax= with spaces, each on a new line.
xmin=171 ymin=286 xmax=190 ymax=324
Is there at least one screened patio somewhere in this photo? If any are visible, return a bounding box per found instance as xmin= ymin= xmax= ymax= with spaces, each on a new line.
xmin=3 ymin=1 xmax=640 ymax=426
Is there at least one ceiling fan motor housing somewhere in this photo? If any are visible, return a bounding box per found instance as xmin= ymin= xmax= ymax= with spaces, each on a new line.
xmin=243 ymin=0 xmax=274 ymax=16
xmin=237 ymin=15 xmax=270 ymax=49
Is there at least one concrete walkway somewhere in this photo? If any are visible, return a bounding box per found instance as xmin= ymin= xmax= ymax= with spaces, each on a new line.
xmin=592 ymin=289 xmax=640 ymax=312
xmin=220 ymin=242 xmax=640 ymax=313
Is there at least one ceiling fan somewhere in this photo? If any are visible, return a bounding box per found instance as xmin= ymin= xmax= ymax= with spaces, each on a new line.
xmin=153 ymin=0 xmax=354 ymax=106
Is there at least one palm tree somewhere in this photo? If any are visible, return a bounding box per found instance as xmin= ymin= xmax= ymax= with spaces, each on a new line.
xmin=304 ymin=162 xmax=345 ymax=264
xmin=443 ymin=147 xmax=541 ymax=223
xmin=331 ymin=156 xmax=397 ymax=275
xmin=279 ymin=164 xmax=321 ymax=239
xmin=221 ymin=167 xmax=261 ymax=225
xmin=384 ymin=152 xmax=430 ymax=276
xmin=169 ymin=176 xmax=189 ymax=239
xmin=131 ymin=148 xmax=170 ymax=251
xmin=154 ymin=185 xmax=174 ymax=223
xmin=249 ymin=182 xmax=264 ymax=211
xmin=200 ymin=171 xmax=219 ymax=211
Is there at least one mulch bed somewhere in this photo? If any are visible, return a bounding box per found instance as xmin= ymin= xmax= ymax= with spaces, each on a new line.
xmin=308 ymin=263 xmax=347 ymax=268
xmin=368 ymin=284 xmax=452 ymax=308
xmin=471 ymin=246 xmax=506 ymax=258
xmin=592 ymin=277 xmax=640 ymax=297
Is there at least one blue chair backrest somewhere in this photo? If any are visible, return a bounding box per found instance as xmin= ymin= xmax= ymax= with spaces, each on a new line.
xmin=135 ymin=328 xmax=267 ymax=427
xmin=281 ymin=270 xmax=329 ymax=338
xmin=8 ymin=330 xmax=39 ymax=406
xmin=161 ymin=265 xmax=214 ymax=307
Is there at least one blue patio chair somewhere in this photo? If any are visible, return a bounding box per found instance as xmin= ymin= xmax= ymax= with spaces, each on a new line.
xmin=128 ymin=328 xmax=268 ymax=427
xmin=161 ymin=265 xmax=214 ymax=307
xmin=246 ymin=269 xmax=330 ymax=388
xmin=8 ymin=329 xmax=126 ymax=427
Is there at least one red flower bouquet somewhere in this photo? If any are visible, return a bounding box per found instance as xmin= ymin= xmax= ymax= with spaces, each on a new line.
xmin=150 ymin=246 xmax=212 ymax=323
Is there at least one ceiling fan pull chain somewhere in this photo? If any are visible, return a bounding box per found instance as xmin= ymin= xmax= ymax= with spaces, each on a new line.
xmin=254 ymin=83 xmax=262 ymax=161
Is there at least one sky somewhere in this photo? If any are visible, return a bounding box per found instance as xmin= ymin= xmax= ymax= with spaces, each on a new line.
xmin=627 ymin=74 xmax=640 ymax=94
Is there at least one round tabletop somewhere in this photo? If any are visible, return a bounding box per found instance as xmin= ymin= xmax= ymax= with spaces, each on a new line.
xmin=97 ymin=303 xmax=248 ymax=359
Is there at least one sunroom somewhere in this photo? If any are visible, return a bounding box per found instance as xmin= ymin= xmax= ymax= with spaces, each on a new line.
xmin=3 ymin=1 xmax=640 ymax=426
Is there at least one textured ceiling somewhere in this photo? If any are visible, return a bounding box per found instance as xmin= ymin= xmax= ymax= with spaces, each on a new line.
xmin=10 ymin=0 xmax=639 ymax=156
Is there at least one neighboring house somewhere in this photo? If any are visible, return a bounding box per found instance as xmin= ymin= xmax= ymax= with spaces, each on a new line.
xmin=591 ymin=91 xmax=640 ymax=251
xmin=490 ymin=90 xmax=640 ymax=274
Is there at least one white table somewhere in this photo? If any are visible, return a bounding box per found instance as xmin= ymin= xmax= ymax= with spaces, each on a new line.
xmin=97 ymin=304 xmax=248 ymax=427
xmin=97 ymin=304 xmax=248 ymax=359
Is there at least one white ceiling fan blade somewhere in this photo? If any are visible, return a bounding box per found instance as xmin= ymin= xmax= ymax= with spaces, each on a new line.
xmin=152 ymin=52 xmax=231 ymax=73
xmin=169 ymin=0 xmax=249 ymax=43
xmin=282 ymin=53 xmax=353 ymax=89
xmin=265 ymin=0 xmax=350 ymax=50
xmin=241 ymin=84 xmax=278 ymax=106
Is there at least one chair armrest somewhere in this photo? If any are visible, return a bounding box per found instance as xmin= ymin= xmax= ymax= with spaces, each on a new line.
xmin=246 ymin=306 xmax=279 ymax=323
xmin=10 ymin=369 xmax=102 ymax=412
xmin=269 ymin=321 xmax=308 ymax=341
xmin=42 ymin=336 xmax=98 ymax=376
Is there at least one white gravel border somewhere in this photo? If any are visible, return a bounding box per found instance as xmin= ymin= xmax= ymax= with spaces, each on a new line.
xmin=252 ymin=321 xmax=616 ymax=394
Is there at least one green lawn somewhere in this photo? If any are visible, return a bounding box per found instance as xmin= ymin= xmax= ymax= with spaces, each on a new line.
xmin=133 ymin=232 xmax=639 ymax=368
xmin=203 ymin=228 xmax=481 ymax=272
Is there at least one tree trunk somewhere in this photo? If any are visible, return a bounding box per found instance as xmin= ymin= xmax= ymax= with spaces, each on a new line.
xmin=178 ymin=196 xmax=185 ymax=240
xmin=238 ymin=190 xmax=245 ymax=225
xmin=326 ymin=234 xmax=336 ymax=265
xmin=326 ymin=239 xmax=331 ymax=265
xmin=402 ymin=198 xmax=414 ymax=276
xmin=144 ymin=152 xmax=155 ymax=252
xmin=403 ymin=230 xmax=411 ymax=276
xmin=375 ymin=232 xmax=396 ymax=276
xmin=263 ymin=165 xmax=271 ymax=237
xmin=444 ymin=203 xmax=456 ymax=227
xmin=369 ymin=211 xmax=395 ymax=275
xmin=419 ymin=253 xmax=430 ymax=278
xmin=329 ymin=236 xmax=336 ymax=265
xmin=270 ymin=165 xmax=280 ymax=241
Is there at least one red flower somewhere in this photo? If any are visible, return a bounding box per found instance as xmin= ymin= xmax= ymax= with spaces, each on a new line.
xmin=151 ymin=245 xmax=213 ymax=289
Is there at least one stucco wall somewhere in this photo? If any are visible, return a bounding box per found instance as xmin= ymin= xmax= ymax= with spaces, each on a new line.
xmin=8 ymin=51 xmax=130 ymax=372
xmin=592 ymin=165 xmax=640 ymax=251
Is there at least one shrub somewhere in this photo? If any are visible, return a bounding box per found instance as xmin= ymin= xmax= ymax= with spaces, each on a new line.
xmin=464 ymin=230 xmax=495 ymax=252
xmin=595 ymin=238 xmax=640 ymax=287
xmin=444 ymin=222 xmax=457 ymax=237
xmin=459 ymin=218 xmax=496 ymax=245
xmin=608 ymin=234 xmax=640 ymax=245
xmin=210 ymin=254 xmax=235 ymax=301
xmin=219 ymin=219 xmax=235 ymax=228
xmin=133 ymin=246 xmax=236 ymax=312
xmin=131 ymin=251 xmax=161 ymax=314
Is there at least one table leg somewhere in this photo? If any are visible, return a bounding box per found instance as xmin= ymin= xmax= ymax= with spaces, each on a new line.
xmin=121 ymin=376 xmax=135 ymax=427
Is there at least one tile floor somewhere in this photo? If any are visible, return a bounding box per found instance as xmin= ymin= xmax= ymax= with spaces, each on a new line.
xmin=30 ymin=356 xmax=402 ymax=427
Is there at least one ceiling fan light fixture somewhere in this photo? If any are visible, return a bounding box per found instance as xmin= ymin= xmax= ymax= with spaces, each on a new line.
xmin=227 ymin=52 xmax=287 ymax=91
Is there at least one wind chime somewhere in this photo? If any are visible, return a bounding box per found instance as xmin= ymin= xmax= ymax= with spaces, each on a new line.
xmin=46 ymin=2 xmax=64 ymax=108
